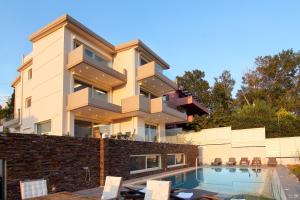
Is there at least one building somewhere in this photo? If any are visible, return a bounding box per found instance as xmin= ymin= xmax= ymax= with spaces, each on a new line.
xmin=165 ymin=88 xmax=209 ymax=130
xmin=4 ymin=14 xmax=187 ymax=142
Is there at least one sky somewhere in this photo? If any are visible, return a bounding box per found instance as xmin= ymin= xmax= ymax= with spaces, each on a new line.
xmin=1 ymin=0 xmax=300 ymax=99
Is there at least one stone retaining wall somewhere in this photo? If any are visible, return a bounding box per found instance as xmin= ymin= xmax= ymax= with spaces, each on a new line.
xmin=0 ymin=133 xmax=100 ymax=200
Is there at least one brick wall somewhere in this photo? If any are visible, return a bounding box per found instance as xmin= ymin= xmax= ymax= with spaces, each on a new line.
xmin=101 ymin=139 xmax=198 ymax=183
xmin=0 ymin=133 xmax=100 ymax=200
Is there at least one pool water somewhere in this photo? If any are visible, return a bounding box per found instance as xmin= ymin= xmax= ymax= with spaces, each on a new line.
xmin=161 ymin=167 xmax=270 ymax=195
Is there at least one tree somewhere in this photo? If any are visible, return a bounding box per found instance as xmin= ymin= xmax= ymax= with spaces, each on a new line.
xmin=237 ymin=49 xmax=300 ymax=114
xmin=0 ymin=91 xmax=15 ymax=120
xmin=176 ymin=70 xmax=210 ymax=107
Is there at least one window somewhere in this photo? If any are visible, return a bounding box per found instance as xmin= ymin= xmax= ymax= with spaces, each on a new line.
xmin=36 ymin=120 xmax=51 ymax=135
xmin=74 ymin=120 xmax=92 ymax=138
xmin=130 ymin=155 xmax=161 ymax=173
xmin=145 ymin=124 xmax=157 ymax=142
xmin=93 ymin=87 xmax=108 ymax=102
xmin=28 ymin=68 xmax=32 ymax=80
xmin=167 ymin=154 xmax=185 ymax=167
xmin=140 ymin=88 xmax=157 ymax=99
xmin=73 ymin=80 xmax=90 ymax=92
xmin=25 ymin=97 xmax=31 ymax=108
xmin=140 ymin=57 xmax=149 ymax=66
xmin=84 ymin=48 xmax=105 ymax=63
xmin=73 ymin=40 xmax=82 ymax=49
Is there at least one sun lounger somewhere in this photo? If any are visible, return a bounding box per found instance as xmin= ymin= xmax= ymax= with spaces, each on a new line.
xmin=251 ymin=157 xmax=262 ymax=167
xmin=101 ymin=176 xmax=123 ymax=200
xmin=267 ymin=157 xmax=278 ymax=167
xmin=20 ymin=179 xmax=48 ymax=199
xmin=144 ymin=180 xmax=171 ymax=200
xmin=226 ymin=157 xmax=236 ymax=166
xmin=211 ymin=158 xmax=222 ymax=166
xmin=239 ymin=157 xmax=250 ymax=166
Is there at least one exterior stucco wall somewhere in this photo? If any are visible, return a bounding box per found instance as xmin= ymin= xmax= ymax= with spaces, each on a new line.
xmin=20 ymin=28 xmax=65 ymax=135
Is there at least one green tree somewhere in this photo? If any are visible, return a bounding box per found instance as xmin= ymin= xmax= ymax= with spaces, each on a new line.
xmin=237 ymin=49 xmax=300 ymax=114
xmin=0 ymin=91 xmax=15 ymax=120
xmin=176 ymin=70 xmax=210 ymax=107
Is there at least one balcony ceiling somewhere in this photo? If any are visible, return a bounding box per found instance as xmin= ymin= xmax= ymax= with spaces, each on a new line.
xmin=70 ymin=62 xmax=126 ymax=89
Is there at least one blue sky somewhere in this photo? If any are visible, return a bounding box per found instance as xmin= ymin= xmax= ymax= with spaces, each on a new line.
xmin=1 ymin=0 xmax=300 ymax=98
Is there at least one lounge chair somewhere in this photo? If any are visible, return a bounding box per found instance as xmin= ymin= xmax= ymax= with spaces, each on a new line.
xmin=144 ymin=180 xmax=171 ymax=200
xmin=211 ymin=158 xmax=222 ymax=166
xmin=20 ymin=179 xmax=48 ymax=199
xmin=267 ymin=157 xmax=278 ymax=167
xmin=251 ymin=157 xmax=262 ymax=167
xmin=226 ymin=157 xmax=236 ymax=166
xmin=239 ymin=157 xmax=250 ymax=166
xmin=101 ymin=176 xmax=123 ymax=200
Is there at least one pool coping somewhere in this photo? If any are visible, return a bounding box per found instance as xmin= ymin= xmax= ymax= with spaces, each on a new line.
xmin=123 ymin=165 xmax=269 ymax=186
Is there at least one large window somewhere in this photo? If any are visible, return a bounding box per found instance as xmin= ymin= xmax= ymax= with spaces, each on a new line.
xmin=140 ymin=56 xmax=149 ymax=66
xmin=36 ymin=120 xmax=51 ymax=135
xmin=145 ymin=124 xmax=157 ymax=142
xmin=74 ymin=120 xmax=92 ymax=138
xmin=167 ymin=153 xmax=185 ymax=167
xmin=74 ymin=80 xmax=90 ymax=92
xmin=130 ymin=155 xmax=161 ymax=174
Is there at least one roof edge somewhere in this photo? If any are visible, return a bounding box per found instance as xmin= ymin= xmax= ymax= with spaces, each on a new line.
xmin=115 ymin=39 xmax=170 ymax=69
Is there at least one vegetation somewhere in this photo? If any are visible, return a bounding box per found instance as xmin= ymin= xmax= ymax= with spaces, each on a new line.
xmin=177 ymin=49 xmax=300 ymax=138
xmin=288 ymin=165 xmax=300 ymax=180
xmin=0 ymin=90 xmax=15 ymax=120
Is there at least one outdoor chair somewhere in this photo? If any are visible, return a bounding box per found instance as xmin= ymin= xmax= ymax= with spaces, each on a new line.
xmin=251 ymin=157 xmax=262 ymax=167
xmin=267 ymin=157 xmax=278 ymax=167
xmin=239 ymin=157 xmax=250 ymax=166
xmin=20 ymin=179 xmax=48 ymax=199
xmin=101 ymin=176 xmax=123 ymax=200
xmin=211 ymin=158 xmax=222 ymax=166
xmin=226 ymin=157 xmax=236 ymax=166
xmin=144 ymin=180 xmax=171 ymax=200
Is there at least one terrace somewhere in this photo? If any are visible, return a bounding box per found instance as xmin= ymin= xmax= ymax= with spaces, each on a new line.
xmin=2 ymin=130 xmax=300 ymax=200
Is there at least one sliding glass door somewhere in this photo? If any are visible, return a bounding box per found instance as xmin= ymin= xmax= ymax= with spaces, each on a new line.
xmin=145 ymin=124 xmax=158 ymax=142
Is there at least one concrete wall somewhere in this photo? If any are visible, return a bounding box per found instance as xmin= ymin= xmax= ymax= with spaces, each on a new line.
xmin=165 ymin=127 xmax=300 ymax=165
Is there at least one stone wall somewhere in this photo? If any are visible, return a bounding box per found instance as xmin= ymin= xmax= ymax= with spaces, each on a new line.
xmin=101 ymin=139 xmax=198 ymax=183
xmin=0 ymin=133 xmax=198 ymax=199
xmin=0 ymin=133 xmax=100 ymax=200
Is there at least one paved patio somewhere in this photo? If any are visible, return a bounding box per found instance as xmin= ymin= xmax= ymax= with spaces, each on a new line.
xmin=276 ymin=165 xmax=300 ymax=199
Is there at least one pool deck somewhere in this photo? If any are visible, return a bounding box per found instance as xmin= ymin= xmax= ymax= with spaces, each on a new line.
xmin=276 ymin=165 xmax=300 ymax=199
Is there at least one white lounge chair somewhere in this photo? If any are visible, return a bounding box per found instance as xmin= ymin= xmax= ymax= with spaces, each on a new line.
xmin=144 ymin=180 xmax=171 ymax=200
xmin=101 ymin=176 xmax=123 ymax=200
xmin=20 ymin=179 xmax=48 ymax=199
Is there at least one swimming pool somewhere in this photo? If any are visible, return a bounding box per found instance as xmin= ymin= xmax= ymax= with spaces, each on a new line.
xmin=160 ymin=167 xmax=271 ymax=195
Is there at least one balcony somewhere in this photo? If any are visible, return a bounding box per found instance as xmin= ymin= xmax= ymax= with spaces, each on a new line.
xmin=137 ymin=61 xmax=177 ymax=96
xmin=67 ymin=45 xmax=127 ymax=89
xmin=121 ymin=95 xmax=151 ymax=115
xmin=149 ymin=97 xmax=187 ymax=123
xmin=67 ymin=88 xmax=122 ymax=123
xmin=170 ymin=96 xmax=209 ymax=115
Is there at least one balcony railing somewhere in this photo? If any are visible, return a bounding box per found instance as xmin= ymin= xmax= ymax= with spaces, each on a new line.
xmin=137 ymin=61 xmax=177 ymax=96
xmin=67 ymin=45 xmax=127 ymax=88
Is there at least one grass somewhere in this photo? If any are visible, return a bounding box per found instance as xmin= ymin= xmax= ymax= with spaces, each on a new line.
xmin=288 ymin=164 xmax=300 ymax=180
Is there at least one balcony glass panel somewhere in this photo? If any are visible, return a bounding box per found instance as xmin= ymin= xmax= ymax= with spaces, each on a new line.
xmin=74 ymin=120 xmax=92 ymax=138
xmin=93 ymin=87 xmax=108 ymax=102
